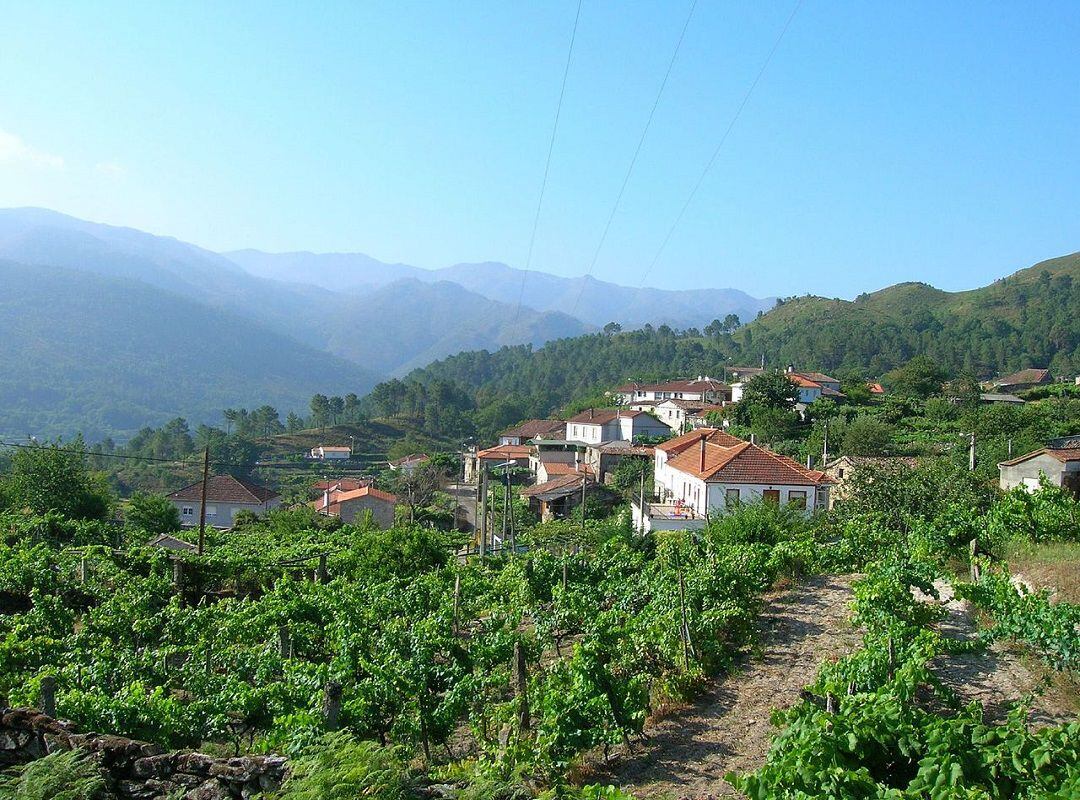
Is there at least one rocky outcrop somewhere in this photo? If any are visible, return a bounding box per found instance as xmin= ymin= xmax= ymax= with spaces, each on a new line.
xmin=0 ymin=708 xmax=287 ymax=799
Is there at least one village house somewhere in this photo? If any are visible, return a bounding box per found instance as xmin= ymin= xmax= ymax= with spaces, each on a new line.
xmin=463 ymin=443 xmax=532 ymax=483
xmin=388 ymin=453 xmax=429 ymax=475
xmin=497 ymin=419 xmax=565 ymax=446
xmin=653 ymin=398 xmax=724 ymax=433
xmin=565 ymin=408 xmax=668 ymax=445
xmin=584 ymin=440 xmax=654 ymax=485
xmin=984 ymin=368 xmax=1053 ymax=394
xmin=309 ymin=445 xmax=352 ymax=460
xmin=615 ymin=376 xmax=731 ymax=408
xmin=998 ymin=444 xmax=1080 ymax=496
xmin=823 ymin=455 xmax=920 ymax=508
xmin=167 ymin=475 xmax=281 ymax=529
xmin=520 ymin=474 xmax=613 ymax=522
xmin=312 ymin=485 xmax=399 ymax=528
xmin=632 ymin=429 xmax=832 ymax=532
xmin=731 ymin=367 xmax=844 ymax=410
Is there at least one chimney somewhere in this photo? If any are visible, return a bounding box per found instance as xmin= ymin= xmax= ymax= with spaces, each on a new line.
xmin=750 ymin=433 xmax=756 ymax=445
xmin=806 ymin=454 xmax=812 ymax=469
xmin=786 ymin=364 xmax=794 ymax=374
xmin=589 ymin=408 xmax=594 ymax=420
xmin=323 ymin=488 xmax=330 ymax=514
xmin=699 ymin=434 xmax=707 ymax=473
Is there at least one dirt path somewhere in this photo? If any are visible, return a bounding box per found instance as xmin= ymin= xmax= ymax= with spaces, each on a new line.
xmin=588 ymin=575 xmax=861 ymax=799
xmin=926 ymin=579 xmax=1077 ymax=727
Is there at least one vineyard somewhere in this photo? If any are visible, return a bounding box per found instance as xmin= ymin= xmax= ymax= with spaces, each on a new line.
xmin=0 ymin=456 xmax=1078 ymax=798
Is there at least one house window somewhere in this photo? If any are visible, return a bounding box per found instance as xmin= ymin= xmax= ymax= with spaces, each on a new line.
xmin=725 ymin=488 xmax=740 ymax=505
xmin=837 ymin=468 xmax=845 ymax=478
xmin=181 ymin=506 xmax=194 ymax=517
xmin=205 ymin=505 xmax=217 ymax=518
xmin=787 ymin=490 xmax=807 ymax=509
xmin=762 ymin=489 xmax=780 ymax=504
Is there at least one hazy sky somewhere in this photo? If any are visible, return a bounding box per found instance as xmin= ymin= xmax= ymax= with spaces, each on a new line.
xmin=2 ymin=1 xmax=1077 ymax=298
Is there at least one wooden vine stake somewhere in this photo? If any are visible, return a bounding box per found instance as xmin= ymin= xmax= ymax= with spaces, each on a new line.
xmin=513 ymin=640 xmax=530 ymax=732
xmin=278 ymin=625 xmax=291 ymax=659
xmin=452 ymin=574 xmax=461 ymax=633
xmin=969 ymin=539 xmax=981 ymax=582
xmin=40 ymin=675 xmax=57 ymax=718
xmin=322 ymin=681 xmax=342 ymax=730
xmin=317 ymin=554 xmax=328 ymax=584
xmin=674 ymin=545 xmax=693 ymax=669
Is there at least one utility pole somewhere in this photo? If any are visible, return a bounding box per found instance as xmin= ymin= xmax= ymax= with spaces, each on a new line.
xmin=580 ymin=476 xmax=587 ymax=536
xmin=969 ymin=432 xmax=976 ymax=472
xmin=197 ymin=446 xmax=210 ymax=556
xmin=478 ymin=470 xmax=488 ymax=558
xmin=822 ymin=420 xmax=829 ymax=463
xmin=638 ymin=466 xmax=646 ymax=536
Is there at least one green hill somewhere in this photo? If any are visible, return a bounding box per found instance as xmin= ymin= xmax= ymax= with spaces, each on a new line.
xmin=737 ymin=252 xmax=1080 ymax=376
xmin=358 ymin=252 xmax=1080 ymax=434
xmin=0 ymin=261 xmax=379 ymax=441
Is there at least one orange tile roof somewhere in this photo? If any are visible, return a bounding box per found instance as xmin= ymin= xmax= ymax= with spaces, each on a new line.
xmin=661 ymin=428 xmax=831 ymax=486
xmin=998 ymin=447 xmax=1080 ymax=467
xmin=312 ymin=485 xmax=399 ymax=513
xmin=476 ymin=444 xmax=532 ymax=461
xmin=567 ymin=408 xmax=652 ymax=425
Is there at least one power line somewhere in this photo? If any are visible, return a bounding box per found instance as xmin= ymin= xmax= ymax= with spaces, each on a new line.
xmin=511 ymin=0 xmax=584 ymax=325
xmin=0 ymin=440 xmax=393 ymax=472
xmin=638 ymin=0 xmax=804 ymax=287
xmin=568 ymin=0 xmax=699 ymax=319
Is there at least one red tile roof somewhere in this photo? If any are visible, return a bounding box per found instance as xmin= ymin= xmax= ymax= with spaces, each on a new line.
xmin=389 ymin=453 xmax=429 ymax=467
xmin=867 ymin=383 xmax=885 ymax=394
xmin=567 ymin=408 xmax=652 ymax=425
xmin=998 ymin=447 xmax=1080 ymax=467
xmin=616 ymin=377 xmax=731 ymax=394
xmin=795 ymin=371 xmax=840 ymax=385
xmin=168 ymin=475 xmax=280 ymax=504
xmin=499 ymin=419 xmax=565 ymax=439
xmin=661 ymin=429 xmax=831 ymax=486
xmin=312 ymin=485 xmax=399 ymax=513
xmin=476 ymin=444 xmax=532 ymax=461
xmin=990 ymin=368 xmax=1052 ymax=387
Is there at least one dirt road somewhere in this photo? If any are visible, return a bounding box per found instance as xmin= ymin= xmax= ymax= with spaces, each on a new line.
xmin=591 ymin=575 xmax=861 ymax=798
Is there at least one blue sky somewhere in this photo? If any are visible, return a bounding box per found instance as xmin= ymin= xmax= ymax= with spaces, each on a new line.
xmin=1 ymin=1 xmax=1077 ymax=298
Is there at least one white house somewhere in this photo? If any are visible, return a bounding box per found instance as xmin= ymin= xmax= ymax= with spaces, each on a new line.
xmin=167 ymin=475 xmax=282 ymax=529
xmin=633 ymin=429 xmax=831 ymax=532
xmin=615 ymin=377 xmax=731 ymax=407
xmin=730 ymin=368 xmax=844 ymax=407
xmin=998 ymin=446 xmax=1080 ymax=495
xmin=564 ymin=409 xmax=669 ymax=445
xmin=653 ymin=399 xmax=725 ymax=433
xmin=310 ymin=445 xmax=351 ymax=460
xmin=388 ymin=453 xmax=430 ymax=475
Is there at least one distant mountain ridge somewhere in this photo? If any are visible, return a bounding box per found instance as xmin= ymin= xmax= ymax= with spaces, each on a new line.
xmin=224 ymin=249 xmax=774 ymax=329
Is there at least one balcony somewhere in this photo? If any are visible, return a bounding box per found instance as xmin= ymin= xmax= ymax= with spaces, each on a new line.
xmin=631 ymin=498 xmax=706 ymax=533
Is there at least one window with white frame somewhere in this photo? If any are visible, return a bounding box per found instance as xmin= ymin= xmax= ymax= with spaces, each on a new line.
xmin=181 ymin=506 xmax=194 ymax=516
xmin=787 ymin=490 xmax=807 ymax=509
xmin=725 ymin=488 xmax=740 ymax=505
xmin=205 ymin=505 xmax=217 ymax=518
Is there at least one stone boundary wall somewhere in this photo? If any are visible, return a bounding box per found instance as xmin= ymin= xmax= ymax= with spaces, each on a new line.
xmin=0 ymin=707 xmax=286 ymax=800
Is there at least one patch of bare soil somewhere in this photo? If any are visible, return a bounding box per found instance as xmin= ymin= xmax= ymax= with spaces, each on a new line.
xmin=587 ymin=575 xmax=861 ymax=799
xmin=926 ymin=579 xmax=1078 ymax=725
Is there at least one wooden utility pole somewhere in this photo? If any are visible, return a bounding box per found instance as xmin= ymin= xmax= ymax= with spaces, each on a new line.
xmin=197 ymin=446 xmax=210 ymax=556
xmin=514 ymin=640 xmax=530 ymax=732
xmin=478 ymin=470 xmax=488 ymax=558
xmin=638 ymin=466 xmax=646 ymax=536
xmin=580 ymin=477 xmax=587 ymax=536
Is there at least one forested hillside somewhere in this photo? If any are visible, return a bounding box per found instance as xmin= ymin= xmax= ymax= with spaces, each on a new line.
xmin=736 ymin=252 xmax=1080 ymax=376
xmin=0 ymin=261 xmax=378 ymax=441
xmin=363 ymin=252 xmax=1080 ymax=435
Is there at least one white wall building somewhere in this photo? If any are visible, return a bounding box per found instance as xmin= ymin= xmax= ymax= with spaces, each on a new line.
xmin=633 ymin=429 xmax=831 ymax=532
xmin=565 ymin=409 xmax=669 ymax=445
xmin=615 ymin=377 xmax=731 ymax=407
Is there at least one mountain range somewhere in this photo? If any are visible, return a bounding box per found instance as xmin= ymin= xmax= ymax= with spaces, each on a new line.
xmin=0 ymin=208 xmax=770 ymax=439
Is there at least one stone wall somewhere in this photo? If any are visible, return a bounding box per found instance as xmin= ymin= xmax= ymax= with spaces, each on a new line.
xmin=0 ymin=708 xmax=287 ymax=800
